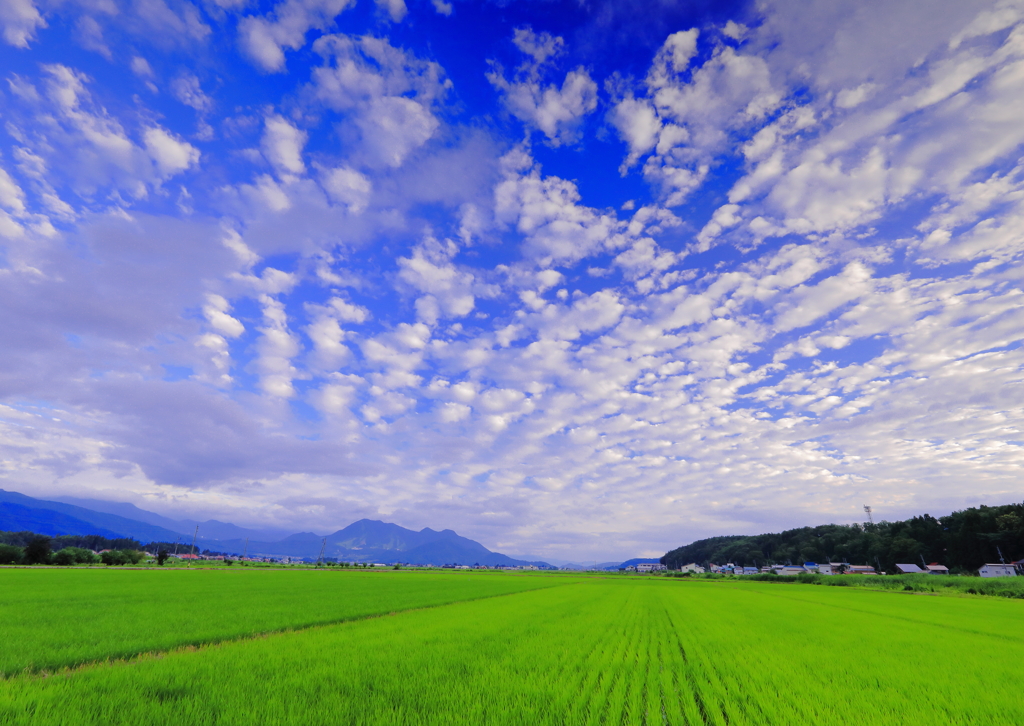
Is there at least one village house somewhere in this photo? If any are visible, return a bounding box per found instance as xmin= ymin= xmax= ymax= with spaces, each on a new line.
xmin=677 ymin=563 xmax=705 ymax=574
xmin=845 ymin=565 xmax=878 ymax=575
xmin=978 ymin=563 xmax=1017 ymax=577
xmin=925 ymin=563 xmax=949 ymax=575
xmin=895 ymin=564 xmax=925 ymax=574
xmin=636 ymin=563 xmax=666 ymax=573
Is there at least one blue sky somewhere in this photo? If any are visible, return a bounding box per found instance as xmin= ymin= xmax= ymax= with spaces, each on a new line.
xmin=1 ymin=0 xmax=1023 ymax=560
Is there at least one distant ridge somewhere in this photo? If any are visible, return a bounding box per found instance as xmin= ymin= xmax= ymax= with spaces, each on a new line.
xmin=0 ymin=489 xmax=184 ymax=543
xmin=0 ymin=501 xmax=125 ymax=539
xmin=51 ymin=496 xmax=292 ymax=542
xmin=0 ymin=488 xmax=550 ymax=567
xmin=215 ymin=519 xmax=550 ymax=567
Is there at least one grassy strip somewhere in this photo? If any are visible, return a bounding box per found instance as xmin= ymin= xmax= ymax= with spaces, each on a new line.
xmin=2 ymin=578 xmax=1023 ymax=724
xmin=0 ymin=568 xmax=568 ymax=677
xmin=667 ymin=570 xmax=1024 ymax=597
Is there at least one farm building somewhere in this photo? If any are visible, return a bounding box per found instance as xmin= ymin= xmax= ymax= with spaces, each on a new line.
xmin=925 ymin=563 xmax=949 ymax=575
xmin=846 ymin=565 xmax=878 ymax=575
xmin=637 ymin=563 xmax=666 ymax=573
xmin=895 ymin=564 xmax=925 ymax=574
xmin=978 ymin=563 xmax=1017 ymax=577
xmin=817 ymin=563 xmax=846 ymax=575
xmin=677 ymin=563 xmax=705 ymax=574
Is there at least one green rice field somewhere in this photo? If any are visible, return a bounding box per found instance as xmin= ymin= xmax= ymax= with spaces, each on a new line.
xmin=1 ymin=570 xmax=1022 ymax=725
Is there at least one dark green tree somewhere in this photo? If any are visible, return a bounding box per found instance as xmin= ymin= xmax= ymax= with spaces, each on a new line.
xmin=24 ymin=536 xmax=52 ymax=565
xmin=157 ymin=549 xmax=169 ymax=566
xmin=0 ymin=544 xmax=23 ymax=564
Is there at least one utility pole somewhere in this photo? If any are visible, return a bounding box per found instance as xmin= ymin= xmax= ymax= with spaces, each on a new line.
xmin=242 ymin=537 xmax=249 ymax=565
xmin=316 ymin=538 xmax=327 ymax=568
xmin=997 ymin=546 xmax=1006 ymax=565
xmin=187 ymin=525 xmax=198 ymax=569
xmin=863 ymin=505 xmax=873 ymax=525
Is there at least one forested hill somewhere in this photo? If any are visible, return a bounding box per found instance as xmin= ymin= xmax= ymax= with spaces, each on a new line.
xmin=661 ymin=503 xmax=1024 ymax=573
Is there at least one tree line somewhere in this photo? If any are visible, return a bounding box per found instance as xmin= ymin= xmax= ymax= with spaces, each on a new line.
xmin=661 ymin=502 xmax=1024 ymax=574
xmin=0 ymin=531 xmax=150 ymax=566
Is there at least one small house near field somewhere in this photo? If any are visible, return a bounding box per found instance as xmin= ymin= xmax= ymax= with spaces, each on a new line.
xmin=895 ymin=564 xmax=925 ymax=574
xmin=678 ymin=563 xmax=705 ymax=574
xmin=979 ymin=563 xmax=1017 ymax=577
xmin=637 ymin=563 xmax=666 ymax=573
xmin=846 ymin=565 xmax=878 ymax=575
xmin=925 ymin=563 xmax=949 ymax=575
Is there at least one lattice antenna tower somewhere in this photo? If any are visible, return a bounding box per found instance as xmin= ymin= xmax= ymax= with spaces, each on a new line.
xmin=864 ymin=505 xmax=874 ymax=525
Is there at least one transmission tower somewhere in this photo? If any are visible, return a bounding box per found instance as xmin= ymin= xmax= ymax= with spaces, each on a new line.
xmin=864 ymin=505 xmax=874 ymax=525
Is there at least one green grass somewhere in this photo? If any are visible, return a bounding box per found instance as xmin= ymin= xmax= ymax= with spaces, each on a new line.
xmin=680 ymin=571 xmax=1024 ymax=598
xmin=1 ymin=575 xmax=1022 ymax=724
xmin=0 ymin=568 xmax=566 ymax=676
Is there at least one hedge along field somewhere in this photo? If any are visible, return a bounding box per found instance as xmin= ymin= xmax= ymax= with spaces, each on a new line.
xmin=0 ymin=568 xmax=568 ymax=676
xmin=2 ymin=577 xmax=1022 ymax=725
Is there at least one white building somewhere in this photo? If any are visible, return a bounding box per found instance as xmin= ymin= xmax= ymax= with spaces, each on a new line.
xmin=636 ymin=563 xmax=666 ymax=573
xmin=979 ymin=563 xmax=1017 ymax=577
xmin=678 ymin=563 xmax=705 ymax=574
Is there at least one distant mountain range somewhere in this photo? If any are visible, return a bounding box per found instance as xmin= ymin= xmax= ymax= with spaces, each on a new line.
xmin=0 ymin=488 xmax=550 ymax=567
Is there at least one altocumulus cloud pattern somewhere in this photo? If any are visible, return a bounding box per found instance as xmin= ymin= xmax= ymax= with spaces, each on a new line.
xmin=1 ymin=0 xmax=1023 ymax=560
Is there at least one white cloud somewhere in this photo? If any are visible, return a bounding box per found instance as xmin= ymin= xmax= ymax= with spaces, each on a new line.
xmin=171 ymin=74 xmax=213 ymax=112
xmin=261 ymin=115 xmax=307 ymax=177
xmin=494 ymin=147 xmax=627 ymax=265
xmin=0 ymin=165 xmax=28 ymax=215
xmin=1 ymin=65 xmax=199 ymax=203
xmin=488 ymin=28 xmax=597 ymax=146
xmin=374 ymin=0 xmax=406 ymax=22
xmin=310 ymin=34 xmax=449 ymax=167
xmin=356 ymin=96 xmax=438 ymax=168
xmin=239 ymin=0 xmax=356 ymax=72
xmin=130 ymin=56 xmax=155 ymax=78
xmin=319 ymin=165 xmax=372 ymax=213
xmin=613 ymin=28 xmax=781 ymax=205
xmin=203 ymin=294 xmax=245 ymax=338
xmin=694 ymin=2 xmax=1024 ymax=247
xmin=143 ymin=127 xmax=201 ymax=177
xmin=398 ymin=236 xmax=476 ymax=325
xmin=74 ymin=15 xmax=110 ymax=58
xmin=256 ymin=294 xmax=301 ymax=397
xmin=0 ymin=0 xmax=45 ymax=48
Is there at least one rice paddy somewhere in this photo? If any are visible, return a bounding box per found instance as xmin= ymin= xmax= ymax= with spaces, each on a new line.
xmin=1 ymin=571 xmax=1021 ymax=725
